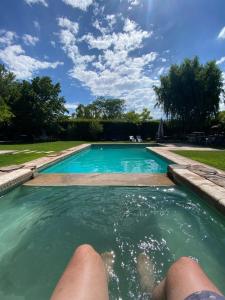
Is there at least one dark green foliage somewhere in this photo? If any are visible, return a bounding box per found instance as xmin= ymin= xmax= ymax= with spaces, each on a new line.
xmin=89 ymin=121 xmax=103 ymax=140
xmin=59 ymin=120 xmax=160 ymax=141
xmin=10 ymin=76 xmax=67 ymax=137
xmin=0 ymin=64 xmax=68 ymax=139
xmin=0 ymin=65 xmax=16 ymax=125
xmin=75 ymin=97 xmax=125 ymax=119
xmin=154 ymin=57 xmax=224 ymax=132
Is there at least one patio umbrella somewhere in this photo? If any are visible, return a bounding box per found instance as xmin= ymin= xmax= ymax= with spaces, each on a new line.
xmin=156 ymin=119 xmax=164 ymax=139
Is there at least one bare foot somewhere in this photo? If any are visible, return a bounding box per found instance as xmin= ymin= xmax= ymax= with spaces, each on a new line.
xmin=101 ymin=251 xmax=115 ymax=280
xmin=137 ymin=253 xmax=155 ymax=293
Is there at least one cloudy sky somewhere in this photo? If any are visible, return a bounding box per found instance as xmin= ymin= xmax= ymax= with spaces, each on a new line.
xmin=0 ymin=0 xmax=225 ymax=116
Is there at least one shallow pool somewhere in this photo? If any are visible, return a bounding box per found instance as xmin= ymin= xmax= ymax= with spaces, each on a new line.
xmin=0 ymin=185 xmax=224 ymax=299
xmin=42 ymin=144 xmax=169 ymax=174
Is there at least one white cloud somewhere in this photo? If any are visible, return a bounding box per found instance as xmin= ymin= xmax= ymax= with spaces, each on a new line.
xmin=62 ymin=0 xmax=93 ymax=11
xmin=65 ymin=103 xmax=78 ymax=110
xmin=128 ymin=0 xmax=141 ymax=10
xmin=58 ymin=17 xmax=95 ymax=65
xmin=23 ymin=34 xmax=39 ymax=46
xmin=0 ymin=30 xmax=17 ymax=46
xmin=0 ymin=44 xmax=63 ymax=79
xmin=123 ymin=18 xmax=137 ymax=32
xmin=92 ymin=15 xmax=117 ymax=35
xmin=128 ymin=0 xmax=141 ymax=6
xmin=51 ymin=41 xmax=56 ymax=47
xmin=216 ymin=56 xmax=225 ymax=65
xmin=218 ymin=26 xmax=225 ymax=40
xmin=84 ymin=19 xmax=152 ymax=52
xmin=58 ymin=17 xmax=79 ymax=34
xmin=57 ymin=16 xmax=160 ymax=115
xmin=33 ymin=21 xmax=40 ymax=30
xmin=24 ymin=0 xmax=48 ymax=7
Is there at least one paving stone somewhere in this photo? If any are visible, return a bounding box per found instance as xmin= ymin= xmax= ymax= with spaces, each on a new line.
xmin=0 ymin=165 xmax=24 ymax=172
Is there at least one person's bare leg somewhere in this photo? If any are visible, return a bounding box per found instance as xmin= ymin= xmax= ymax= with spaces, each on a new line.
xmin=137 ymin=253 xmax=155 ymax=294
xmin=153 ymin=256 xmax=223 ymax=300
xmin=101 ymin=251 xmax=115 ymax=280
xmin=51 ymin=244 xmax=109 ymax=300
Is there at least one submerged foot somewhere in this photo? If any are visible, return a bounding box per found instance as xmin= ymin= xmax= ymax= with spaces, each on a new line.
xmin=137 ymin=253 xmax=155 ymax=293
xmin=101 ymin=251 xmax=115 ymax=280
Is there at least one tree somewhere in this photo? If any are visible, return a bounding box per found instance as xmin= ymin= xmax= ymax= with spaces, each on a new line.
xmin=154 ymin=57 xmax=224 ymax=131
xmin=123 ymin=108 xmax=153 ymax=123
xmin=74 ymin=97 xmax=125 ymax=120
xmin=140 ymin=108 xmax=153 ymax=121
xmin=0 ymin=65 xmax=16 ymax=125
xmin=10 ymin=76 xmax=67 ymax=136
xmin=123 ymin=111 xmax=141 ymax=123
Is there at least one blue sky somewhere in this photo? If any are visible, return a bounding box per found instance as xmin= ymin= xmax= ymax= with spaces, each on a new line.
xmin=0 ymin=0 xmax=225 ymax=117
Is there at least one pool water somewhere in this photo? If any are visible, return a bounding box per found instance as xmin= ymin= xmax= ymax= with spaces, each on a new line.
xmin=42 ymin=144 xmax=169 ymax=174
xmin=0 ymin=186 xmax=224 ymax=299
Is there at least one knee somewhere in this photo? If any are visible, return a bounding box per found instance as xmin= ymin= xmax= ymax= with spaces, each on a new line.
xmin=168 ymin=256 xmax=198 ymax=275
xmin=73 ymin=244 xmax=101 ymax=263
xmin=176 ymin=256 xmax=197 ymax=267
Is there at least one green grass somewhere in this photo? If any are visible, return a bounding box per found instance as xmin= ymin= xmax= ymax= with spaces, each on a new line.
xmin=0 ymin=141 xmax=85 ymax=167
xmin=173 ymin=150 xmax=225 ymax=171
xmin=0 ymin=141 xmax=85 ymax=152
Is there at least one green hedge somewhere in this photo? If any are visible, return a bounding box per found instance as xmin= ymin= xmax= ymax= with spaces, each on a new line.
xmin=58 ymin=120 xmax=161 ymax=141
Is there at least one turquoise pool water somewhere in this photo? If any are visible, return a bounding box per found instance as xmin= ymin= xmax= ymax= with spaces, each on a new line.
xmin=0 ymin=186 xmax=224 ymax=299
xmin=42 ymin=144 xmax=169 ymax=173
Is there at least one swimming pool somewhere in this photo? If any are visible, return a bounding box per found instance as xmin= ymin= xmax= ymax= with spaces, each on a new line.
xmin=42 ymin=144 xmax=169 ymax=174
xmin=0 ymin=185 xmax=224 ymax=299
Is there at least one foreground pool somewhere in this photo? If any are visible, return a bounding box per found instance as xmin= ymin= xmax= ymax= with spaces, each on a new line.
xmin=0 ymin=186 xmax=224 ymax=299
xmin=42 ymin=144 xmax=169 ymax=174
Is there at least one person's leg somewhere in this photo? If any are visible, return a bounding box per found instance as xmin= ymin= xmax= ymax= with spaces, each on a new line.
xmin=137 ymin=253 xmax=155 ymax=293
xmin=101 ymin=251 xmax=115 ymax=281
xmin=153 ymin=256 xmax=223 ymax=300
xmin=51 ymin=244 xmax=109 ymax=300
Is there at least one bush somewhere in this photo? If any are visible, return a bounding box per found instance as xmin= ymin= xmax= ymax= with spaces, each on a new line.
xmin=89 ymin=121 xmax=103 ymax=140
xmin=58 ymin=119 xmax=161 ymax=141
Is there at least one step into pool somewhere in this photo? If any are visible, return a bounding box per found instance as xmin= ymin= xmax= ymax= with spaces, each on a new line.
xmin=42 ymin=144 xmax=170 ymax=174
xmin=0 ymin=185 xmax=224 ymax=299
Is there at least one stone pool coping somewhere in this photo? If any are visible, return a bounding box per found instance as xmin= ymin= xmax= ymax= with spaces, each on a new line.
xmin=147 ymin=146 xmax=225 ymax=213
xmin=0 ymin=143 xmax=91 ymax=194
xmin=24 ymin=173 xmax=174 ymax=187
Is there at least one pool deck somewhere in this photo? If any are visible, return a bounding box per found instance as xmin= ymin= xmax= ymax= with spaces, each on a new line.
xmin=24 ymin=173 xmax=174 ymax=187
xmin=148 ymin=144 xmax=225 ymax=213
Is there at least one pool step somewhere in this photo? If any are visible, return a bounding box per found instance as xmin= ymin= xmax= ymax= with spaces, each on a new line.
xmin=24 ymin=173 xmax=174 ymax=187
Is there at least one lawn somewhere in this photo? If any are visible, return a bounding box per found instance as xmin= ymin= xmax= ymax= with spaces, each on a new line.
xmin=173 ymin=150 xmax=225 ymax=171
xmin=0 ymin=141 xmax=85 ymax=167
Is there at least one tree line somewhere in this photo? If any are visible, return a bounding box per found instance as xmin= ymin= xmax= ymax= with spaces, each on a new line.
xmin=0 ymin=56 xmax=224 ymax=140
xmin=73 ymin=98 xmax=152 ymax=122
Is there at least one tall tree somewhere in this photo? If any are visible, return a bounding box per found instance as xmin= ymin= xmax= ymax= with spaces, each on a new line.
xmin=0 ymin=65 xmax=16 ymax=125
xmin=10 ymin=76 xmax=67 ymax=136
xmin=154 ymin=57 xmax=224 ymax=131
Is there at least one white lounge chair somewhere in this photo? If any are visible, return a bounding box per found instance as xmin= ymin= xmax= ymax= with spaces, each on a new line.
xmin=129 ymin=136 xmax=136 ymax=142
xmin=136 ymin=136 xmax=143 ymax=142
